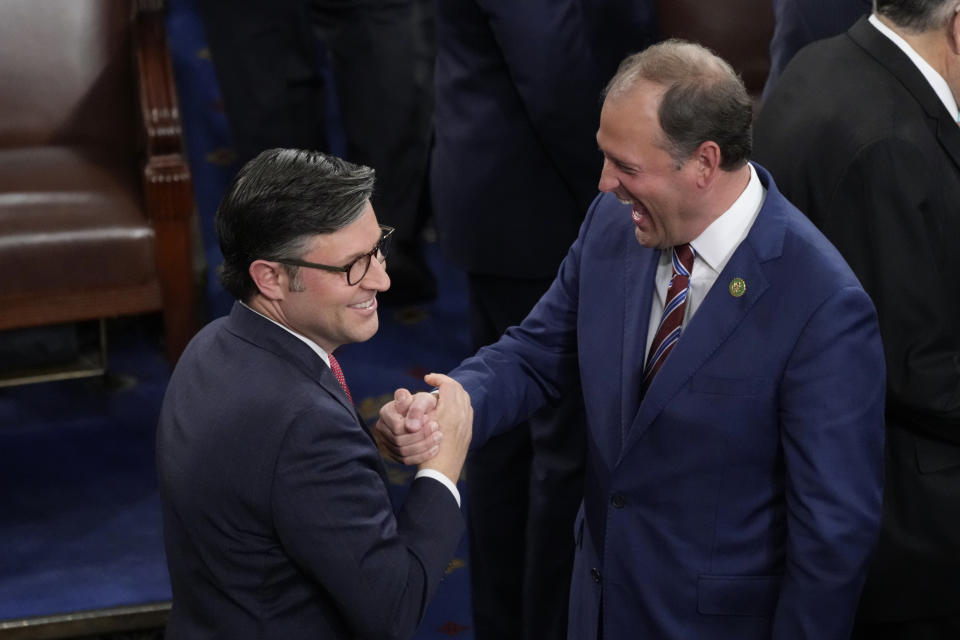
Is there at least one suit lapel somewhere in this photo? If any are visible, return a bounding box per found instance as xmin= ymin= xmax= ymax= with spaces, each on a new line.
xmin=849 ymin=17 xmax=960 ymax=170
xmin=620 ymin=166 xmax=784 ymax=457
xmin=619 ymin=245 xmax=659 ymax=443
xmin=225 ymin=303 xmax=381 ymax=473
xmin=226 ymin=302 xmax=360 ymax=419
xmin=622 ymin=245 xmax=771 ymax=456
xmin=934 ymin=111 xmax=960 ymax=173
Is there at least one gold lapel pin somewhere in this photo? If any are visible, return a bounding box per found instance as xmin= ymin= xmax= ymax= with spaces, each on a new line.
xmin=729 ymin=277 xmax=746 ymax=298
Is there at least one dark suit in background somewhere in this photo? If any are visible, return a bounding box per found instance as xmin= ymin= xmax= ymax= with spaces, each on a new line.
xmin=430 ymin=1 xmax=657 ymax=636
xmin=763 ymin=0 xmax=870 ymax=99
xmin=194 ymin=0 xmax=436 ymax=302
xmin=755 ymin=15 xmax=960 ymax=638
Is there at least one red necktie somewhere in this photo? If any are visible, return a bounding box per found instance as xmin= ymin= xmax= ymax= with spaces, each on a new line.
xmin=328 ymin=353 xmax=353 ymax=404
xmin=642 ymin=243 xmax=695 ymax=393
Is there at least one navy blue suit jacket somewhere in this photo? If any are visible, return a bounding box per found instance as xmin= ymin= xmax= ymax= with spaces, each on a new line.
xmin=450 ymin=165 xmax=886 ymax=638
xmin=157 ymin=303 xmax=464 ymax=639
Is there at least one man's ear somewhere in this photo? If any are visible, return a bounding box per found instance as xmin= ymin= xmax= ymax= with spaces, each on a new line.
xmin=949 ymin=7 xmax=960 ymax=56
xmin=249 ymin=259 xmax=287 ymax=301
xmin=691 ymin=140 xmax=722 ymax=188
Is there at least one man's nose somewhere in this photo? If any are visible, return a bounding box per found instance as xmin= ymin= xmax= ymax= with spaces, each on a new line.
xmin=363 ymin=254 xmax=391 ymax=291
xmin=598 ymin=159 xmax=618 ymax=193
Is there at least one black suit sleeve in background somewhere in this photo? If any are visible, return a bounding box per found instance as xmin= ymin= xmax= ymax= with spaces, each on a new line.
xmin=813 ymin=138 xmax=960 ymax=444
xmin=753 ymin=19 xmax=960 ymax=626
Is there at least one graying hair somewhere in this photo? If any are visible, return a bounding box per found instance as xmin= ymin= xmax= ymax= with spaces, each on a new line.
xmin=875 ymin=0 xmax=957 ymax=32
xmin=603 ymin=39 xmax=752 ymax=171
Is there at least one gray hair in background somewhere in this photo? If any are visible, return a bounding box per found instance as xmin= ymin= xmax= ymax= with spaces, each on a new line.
xmin=603 ymin=39 xmax=753 ymax=171
xmin=874 ymin=0 xmax=957 ymax=32
xmin=216 ymin=148 xmax=376 ymax=301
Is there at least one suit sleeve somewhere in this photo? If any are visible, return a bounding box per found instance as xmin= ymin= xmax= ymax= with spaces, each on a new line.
xmin=825 ymin=138 xmax=960 ymax=443
xmin=451 ymin=194 xmax=602 ymax=446
xmin=271 ymin=406 xmax=464 ymax=640
xmin=773 ymin=284 xmax=886 ymax=639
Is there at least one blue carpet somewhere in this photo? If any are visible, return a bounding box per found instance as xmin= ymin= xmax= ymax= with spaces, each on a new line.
xmin=0 ymin=244 xmax=476 ymax=638
xmin=0 ymin=1 xmax=477 ymax=635
xmin=0 ymin=320 xmax=171 ymax=620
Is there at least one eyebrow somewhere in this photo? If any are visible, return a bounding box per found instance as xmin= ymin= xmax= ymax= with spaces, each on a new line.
xmin=600 ymin=147 xmax=636 ymax=170
xmin=337 ymin=232 xmax=382 ymax=264
xmin=597 ymin=143 xmax=622 ymax=163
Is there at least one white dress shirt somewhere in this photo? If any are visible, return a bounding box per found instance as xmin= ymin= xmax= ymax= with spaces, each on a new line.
xmin=240 ymin=302 xmax=461 ymax=506
xmin=869 ymin=13 xmax=960 ymax=121
xmin=645 ymin=163 xmax=766 ymax=362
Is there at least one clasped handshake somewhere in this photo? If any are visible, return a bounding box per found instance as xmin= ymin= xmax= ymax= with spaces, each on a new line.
xmin=375 ymin=373 xmax=474 ymax=483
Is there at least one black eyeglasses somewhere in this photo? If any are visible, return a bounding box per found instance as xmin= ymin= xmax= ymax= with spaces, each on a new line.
xmin=274 ymin=225 xmax=394 ymax=286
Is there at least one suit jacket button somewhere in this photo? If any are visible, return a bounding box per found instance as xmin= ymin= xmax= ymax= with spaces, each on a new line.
xmin=591 ymin=568 xmax=602 ymax=583
xmin=610 ymin=493 xmax=625 ymax=508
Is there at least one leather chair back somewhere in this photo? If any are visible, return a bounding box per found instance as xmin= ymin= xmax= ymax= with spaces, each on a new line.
xmin=0 ymin=1 xmax=136 ymax=150
xmin=0 ymin=0 xmax=198 ymax=370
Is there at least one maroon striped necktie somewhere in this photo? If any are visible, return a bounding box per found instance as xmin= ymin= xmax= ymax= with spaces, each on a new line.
xmin=328 ymin=353 xmax=353 ymax=404
xmin=642 ymin=243 xmax=695 ymax=393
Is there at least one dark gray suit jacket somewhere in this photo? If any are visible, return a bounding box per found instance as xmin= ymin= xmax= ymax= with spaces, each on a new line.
xmin=755 ymin=16 xmax=960 ymax=621
xmin=157 ymin=302 xmax=464 ymax=639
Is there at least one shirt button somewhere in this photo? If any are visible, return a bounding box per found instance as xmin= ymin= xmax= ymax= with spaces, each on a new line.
xmin=591 ymin=568 xmax=602 ymax=583
xmin=610 ymin=493 xmax=625 ymax=509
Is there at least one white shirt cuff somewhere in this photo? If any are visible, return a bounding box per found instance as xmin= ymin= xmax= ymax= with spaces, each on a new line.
xmin=414 ymin=469 xmax=461 ymax=507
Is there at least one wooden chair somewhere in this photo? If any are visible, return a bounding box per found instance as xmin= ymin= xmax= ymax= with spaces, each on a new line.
xmin=0 ymin=0 xmax=199 ymax=381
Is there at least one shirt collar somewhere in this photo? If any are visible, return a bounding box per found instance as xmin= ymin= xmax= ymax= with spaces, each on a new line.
xmin=239 ymin=301 xmax=331 ymax=368
xmin=688 ymin=162 xmax=765 ymax=274
xmin=869 ymin=14 xmax=959 ymax=121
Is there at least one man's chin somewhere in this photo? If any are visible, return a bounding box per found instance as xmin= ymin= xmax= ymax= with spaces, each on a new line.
xmin=634 ymin=226 xmax=655 ymax=247
xmin=354 ymin=318 xmax=380 ymax=344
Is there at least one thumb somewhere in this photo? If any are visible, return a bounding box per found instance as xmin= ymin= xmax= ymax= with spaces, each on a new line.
xmin=423 ymin=372 xmax=453 ymax=389
xmin=405 ymin=388 xmax=440 ymax=433
xmin=393 ymin=387 xmax=413 ymax=414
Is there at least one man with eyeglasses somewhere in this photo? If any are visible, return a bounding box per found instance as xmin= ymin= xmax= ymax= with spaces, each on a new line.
xmin=156 ymin=148 xmax=473 ymax=640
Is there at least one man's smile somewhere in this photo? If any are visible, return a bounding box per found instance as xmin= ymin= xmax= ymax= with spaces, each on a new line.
xmin=349 ymin=297 xmax=377 ymax=310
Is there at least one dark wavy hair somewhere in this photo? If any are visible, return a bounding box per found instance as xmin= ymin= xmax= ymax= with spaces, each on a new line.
xmin=215 ymin=148 xmax=375 ymax=302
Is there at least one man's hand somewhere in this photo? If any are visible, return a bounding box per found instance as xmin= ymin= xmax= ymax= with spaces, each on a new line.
xmin=375 ymin=373 xmax=473 ymax=480
xmin=417 ymin=373 xmax=472 ymax=484
xmin=375 ymin=387 xmax=441 ymax=465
